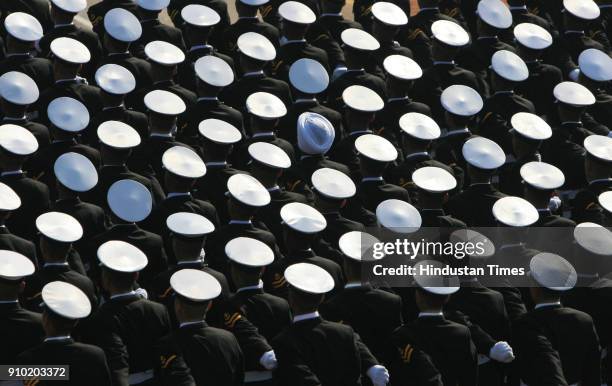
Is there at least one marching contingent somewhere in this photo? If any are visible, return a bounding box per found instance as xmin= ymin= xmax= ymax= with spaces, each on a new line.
xmin=0 ymin=0 xmax=611 ymax=384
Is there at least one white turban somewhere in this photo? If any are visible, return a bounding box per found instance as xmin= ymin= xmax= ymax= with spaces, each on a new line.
xmin=297 ymin=112 xmax=335 ymax=155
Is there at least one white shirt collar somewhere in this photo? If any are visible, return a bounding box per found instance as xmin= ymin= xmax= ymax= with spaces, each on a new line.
xmin=177 ymin=258 xmax=204 ymax=266
xmin=388 ymin=96 xmax=408 ymax=103
xmin=2 ymin=116 xmax=27 ymax=121
xmin=344 ymin=282 xmax=363 ymax=289
xmin=110 ymin=290 xmax=138 ymax=300
xmin=0 ymin=300 xmax=18 ymax=304
xmin=433 ymin=60 xmax=455 ymax=66
xmin=205 ymin=161 xmax=227 ymax=167
xmin=280 ymin=37 xmax=307 ymax=46
xmin=179 ymin=320 xmax=205 ymax=328
xmin=149 ymin=132 xmax=173 ymax=139
xmin=252 ymin=132 xmax=274 ymax=138
xmin=294 ymin=98 xmax=317 ymax=104
xmin=197 ymin=97 xmax=219 ymax=102
xmin=293 ymin=311 xmax=320 ymax=323
xmin=189 ymin=44 xmax=213 ymax=52
xmin=267 ymin=185 xmax=281 ymax=192
xmin=237 ymin=280 xmax=264 ymax=293
xmin=44 ymin=335 xmax=71 ymax=342
xmin=167 ymin=192 xmax=191 ymax=199
xmin=361 ymin=176 xmax=384 ymax=182
xmin=535 ymin=302 xmax=561 ymax=309
xmin=43 ymin=262 xmax=70 ymax=268
xmin=229 ymin=219 xmax=252 ymax=225
xmin=418 ymin=311 xmax=444 ymax=317
xmin=243 ymin=70 xmax=265 ymax=78
xmin=320 ymin=12 xmax=342 ymax=17
xmin=0 ymin=170 xmax=24 ymax=177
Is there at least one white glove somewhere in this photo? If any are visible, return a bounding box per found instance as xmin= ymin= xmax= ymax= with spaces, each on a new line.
xmin=548 ymin=196 xmax=562 ymax=212
xmin=569 ymin=68 xmax=580 ymax=81
xmin=332 ymin=65 xmax=348 ymax=82
xmin=489 ymin=341 xmax=515 ymax=363
xmin=259 ymin=350 xmax=278 ymax=370
xmin=135 ymin=288 xmax=148 ymax=300
xmin=366 ymin=365 xmax=390 ymax=386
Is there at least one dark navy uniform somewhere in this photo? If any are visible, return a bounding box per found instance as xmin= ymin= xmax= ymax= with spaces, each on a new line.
xmin=320 ymin=283 xmax=403 ymax=364
xmin=177 ymin=46 xmax=236 ymax=92
xmin=446 ymin=183 xmax=507 ymax=227
xmin=0 ymin=53 xmax=54 ymax=92
xmin=515 ymin=60 xmax=563 ymax=116
xmin=87 ymin=0 xmax=140 ymax=38
xmin=572 ymin=179 xmax=612 ymax=224
xmin=280 ymin=99 xmax=344 ymax=147
xmin=0 ymin=227 xmax=38 ymax=267
xmin=168 ymin=0 xmax=231 ymax=49
xmin=273 ymin=40 xmax=330 ymax=83
xmin=52 ymin=197 xmax=106 ymax=257
xmin=133 ymin=19 xmax=187 ymax=58
xmin=1 ymin=171 xmax=51 ymax=241
xmin=85 ymin=105 xmax=149 ymax=147
xmin=0 ymin=0 xmax=53 ymax=33
xmin=222 ymin=71 xmax=293 ymax=116
xmin=326 ymin=69 xmax=387 ymax=111
xmin=0 ymin=117 xmax=50 ymax=156
xmin=272 ymin=316 xmax=364 ymax=386
xmin=17 ymin=337 xmax=112 ymax=386
xmin=155 ymin=321 xmax=244 ymax=386
xmin=352 ymin=0 xmax=410 ymax=31
xmin=374 ymin=97 xmax=431 ymax=148
xmin=392 ymin=314 xmax=479 ymax=386
xmin=130 ymin=81 xmax=196 ymax=116
xmin=34 ymin=79 xmax=103 ymax=127
xmin=0 ymin=301 xmax=44 ymax=365
xmin=99 ymin=53 xmax=152 ymax=96
xmin=223 ymin=17 xmax=280 ymax=54
xmin=513 ymin=304 xmax=601 ymax=386
xmin=23 ymin=263 xmax=98 ymax=312
xmin=83 ymin=293 xmax=172 ymax=386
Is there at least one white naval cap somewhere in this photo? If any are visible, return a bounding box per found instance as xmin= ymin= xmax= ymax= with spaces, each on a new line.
xmin=342 ymin=85 xmax=384 ymax=112
xmin=450 ymin=229 xmax=496 ymax=258
xmin=195 ymin=56 xmax=234 ymax=87
xmin=144 ymin=90 xmax=187 ymax=115
xmin=181 ymin=4 xmax=221 ymax=27
xmin=574 ymin=222 xmax=612 ymax=255
xmin=477 ymin=0 xmax=512 ymax=29
xmin=284 ymin=262 xmax=334 ymax=294
xmin=491 ymin=50 xmax=529 ymax=82
xmin=54 ymin=152 xmax=98 ymax=192
xmin=399 ymin=112 xmax=441 ymax=141
xmin=0 ymin=124 xmax=38 ymax=155
xmin=553 ymin=81 xmax=596 ymax=106
xmin=227 ymin=173 xmax=271 ymax=207
xmin=167 ymin=212 xmax=215 ymax=237
xmin=529 ymin=252 xmax=577 ymax=291
xmin=462 ymin=137 xmax=506 ymax=170
xmin=97 ymin=121 xmax=142 ymax=149
xmin=413 ymin=260 xmax=460 ymax=295
xmin=289 ymin=58 xmax=329 ymax=94
xmin=107 ymin=179 xmax=152 ymax=222
xmin=599 ymin=191 xmax=612 ymax=214
xmin=225 ymin=237 xmax=274 ymax=267
xmin=198 ymin=119 xmax=242 ymax=144
xmin=36 ymin=212 xmax=83 ymax=243
xmin=171 ymin=269 xmax=221 ymax=302
xmin=237 ymin=32 xmax=276 ymax=61
xmin=162 ymin=146 xmax=207 ymax=178
xmin=0 ymin=183 xmax=21 ymax=211
xmin=563 ymin=0 xmax=600 ymax=20
xmin=510 ymin=112 xmax=552 ymax=141
xmin=492 ymin=196 xmax=539 ymax=226
xmin=280 ymin=202 xmax=327 ymax=233
xmin=355 ymin=134 xmax=398 ymax=162
xmin=431 ymin=20 xmax=470 ymax=47
xmin=278 ymin=1 xmax=316 ymax=24
xmin=246 ymin=92 xmax=287 ymax=119
xmin=97 ymin=240 xmax=148 ymax=272
xmin=248 ymin=142 xmax=291 ymax=169
xmin=383 ymin=55 xmax=422 ymax=81
xmin=376 ymin=199 xmax=422 ymax=232
xmin=584 ymin=135 xmax=612 ymax=162
xmin=579 ymin=49 xmax=612 ymax=82
xmin=311 ymin=168 xmax=356 ymax=199
xmin=341 ymin=28 xmax=380 ymax=51
xmin=240 ymin=0 xmax=269 ymax=5
xmin=339 ymin=231 xmax=382 ymax=262
xmin=4 ymin=12 xmax=43 ymax=42
xmin=104 ymin=8 xmax=142 ymax=42
xmin=297 ymin=112 xmax=335 ymax=155
xmin=47 ymin=97 xmax=89 ymax=132
xmin=136 ymin=0 xmax=170 ymax=11
xmin=95 ymin=64 xmax=136 ymax=95
xmin=0 ymin=250 xmax=34 ymax=280
xmin=0 ymin=71 xmax=39 ymax=105
xmin=513 ymin=23 xmax=553 ymax=50
xmin=50 ymin=0 xmax=86 ymax=13
xmin=50 ymin=37 xmax=90 ymax=64
xmin=371 ymin=2 xmax=408 ymax=26
xmin=412 ymin=166 xmax=457 ymax=193
xmin=42 ymin=281 xmax=91 ymax=319
xmin=520 ymin=161 xmax=565 ymax=190
xmin=440 ymin=84 xmax=483 ymax=116
xmin=145 ymin=40 xmax=185 ymax=66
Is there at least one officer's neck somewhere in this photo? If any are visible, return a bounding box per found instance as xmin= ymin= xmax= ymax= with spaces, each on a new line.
xmin=250 ymin=168 xmax=279 ymax=190
xmin=314 ymin=196 xmax=342 ymax=214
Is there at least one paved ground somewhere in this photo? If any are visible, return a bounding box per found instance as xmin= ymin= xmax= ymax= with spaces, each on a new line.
xmin=81 ymin=0 xmax=421 ymax=28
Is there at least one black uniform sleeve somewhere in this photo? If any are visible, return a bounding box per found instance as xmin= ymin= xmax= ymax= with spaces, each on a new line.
xmin=272 ymin=335 xmax=322 ymax=386
xmin=154 ymin=336 xmax=196 ymax=386
xmin=389 ymin=343 xmax=444 ymax=386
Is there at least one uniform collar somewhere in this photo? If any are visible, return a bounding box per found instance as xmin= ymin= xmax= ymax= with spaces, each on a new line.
xmin=229 ymin=219 xmax=252 ymax=225
xmin=280 ymin=37 xmax=307 ymax=46
xmin=103 ymin=104 xmax=125 ymax=111
xmin=43 ymin=262 xmax=70 ymax=268
xmin=189 ymin=44 xmax=213 ymax=52
xmin=320 ymin=12 xmax=342 ymax=17
xmin=293 ymin=311 xmax=320 ymax=323
xmin=405 ymin=151 xmax=430 ymax=161
xmin=237 ymin=280 xmax=264 ymax=293
xmin=197 ymin=96 xmax=219 ymax=102
xmin=344 ymin=282 xmax=364 ymax=289
xmin=388 ymin=96 xmax=409 ymax=103
xmin=294 ymin=98 xmax=318 ymax=104
xmin=433 ymin=60 xmax=455 ymax=66
xmin=0 ymin=170 xmax=24 ymax=177
xmin=205 ymin=160 xmax=227 ymax=167
xmin=110 ymin=290 xmax=139 ymax=300
xmin=179 ymin=320 xmax=207 ymax=328
xmin=534 ymin=301 xmax=561 ymax=310
xmin=242 ymin=70 xmax=265 ymax=78
xmin=418 ymin=311 xmax=444 ymax=318
xmin=361 ymin=176 xmax=384 ymax=183
xmin=252 ymin=132 xmax=275 ymax=138
xmin=564 ymin=30 xmax=585 ymax=36
xmin=44 ymin=335 xmax=72 ymax=342
xmin=266 ymin=185 xmax=281 ymax=192
xmin=2 ymin=116 xmax=27 ymax=122
xmin=177 ymin=258 xmax=205 ymax=267
xmin=167 ymin=192 xmax=191 ymax=199
xmin=0 ymin=300 xmax=19 ymax=304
